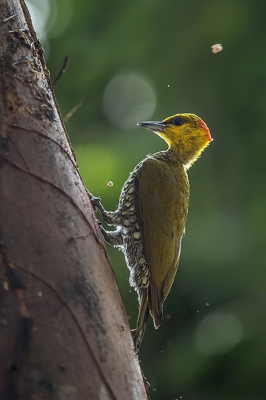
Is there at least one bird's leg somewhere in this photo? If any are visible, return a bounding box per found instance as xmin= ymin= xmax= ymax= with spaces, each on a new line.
xmin=88 ymin=191 xmax=122 ymax=226
xmin=98 ymin=205 xmax=124 ymax=246
xmin=88 ymin=190 xmax=124 ymax=246
xmin=100 ymin=226 xmax=123 ymax=247
xmin=88 ymin=189 xmax=113 ymax=222
xmin=98 ymin=206 xmax=120 ymax=226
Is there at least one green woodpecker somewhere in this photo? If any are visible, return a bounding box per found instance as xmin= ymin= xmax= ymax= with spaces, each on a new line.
xmin=95 ymin=113 xmax=212 ymax=352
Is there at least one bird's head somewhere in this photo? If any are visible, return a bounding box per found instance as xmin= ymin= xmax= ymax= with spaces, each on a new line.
xmin=137 ymin=113 xmax=213 ymax=168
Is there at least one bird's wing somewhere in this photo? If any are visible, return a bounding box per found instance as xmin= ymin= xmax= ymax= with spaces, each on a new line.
xmin=134 ymin=157 xmax=188 ymax=328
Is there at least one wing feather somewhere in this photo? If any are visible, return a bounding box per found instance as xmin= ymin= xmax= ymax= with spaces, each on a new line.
xmin=134 ymin=157 xmax=188 ymax=327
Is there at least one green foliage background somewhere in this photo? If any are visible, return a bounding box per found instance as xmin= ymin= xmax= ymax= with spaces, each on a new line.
xmin=28 ymin=0 xmax=266 ymax=398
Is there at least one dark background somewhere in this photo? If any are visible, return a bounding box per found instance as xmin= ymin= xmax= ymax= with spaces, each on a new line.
xmin=27 ymin=0 xmax=266 ymax=399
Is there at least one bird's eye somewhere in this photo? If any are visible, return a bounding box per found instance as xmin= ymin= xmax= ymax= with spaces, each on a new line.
xmin=172 ymin=116 xmax=185 ymax=126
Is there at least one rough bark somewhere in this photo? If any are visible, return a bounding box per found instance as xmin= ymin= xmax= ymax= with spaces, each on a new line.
xmin=0 ymin=1 xmax=148 ymax=399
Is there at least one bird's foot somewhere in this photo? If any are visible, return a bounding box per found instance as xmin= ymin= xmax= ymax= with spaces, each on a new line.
xmin=87 ymin=189 xmax=101 ymax=211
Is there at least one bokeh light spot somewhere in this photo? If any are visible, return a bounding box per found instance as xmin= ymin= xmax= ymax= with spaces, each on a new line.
xmin=103 ymin=72 xmax=156 ymax=130
xmin=195 ymin=312 xmax=243 ymax=355
xmin=25 ymin=0 xmax=51 ymax=40
xmin=47 ymin=0 xmax=72 ymax=38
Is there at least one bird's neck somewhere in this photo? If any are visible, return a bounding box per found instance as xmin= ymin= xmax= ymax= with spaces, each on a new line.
xmin=153 ymin=150 xmax=187 ymax=169
xmin=169 ymin=141 xmax=208 ymax=170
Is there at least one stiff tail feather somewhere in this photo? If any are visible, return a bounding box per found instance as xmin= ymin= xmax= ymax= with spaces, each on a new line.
xmin=132 ymin=289 xmax=149 ymax=353
xmin=149 ymin=280 xmax=163 ymax=329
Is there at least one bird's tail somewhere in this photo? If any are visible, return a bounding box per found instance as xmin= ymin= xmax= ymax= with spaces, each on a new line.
xmin=132 ymin=289 xmax=149 ymax=353
xmin=149 ymin=280 xmax=163 ymax=329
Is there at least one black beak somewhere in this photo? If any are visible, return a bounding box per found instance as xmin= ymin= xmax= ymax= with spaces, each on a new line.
xmin=137 ymin=121 xmax=167 ymax=132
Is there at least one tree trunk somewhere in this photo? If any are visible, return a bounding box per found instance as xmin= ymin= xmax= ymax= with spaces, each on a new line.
xmin=0 ymin=1 xmax=148 ymax=399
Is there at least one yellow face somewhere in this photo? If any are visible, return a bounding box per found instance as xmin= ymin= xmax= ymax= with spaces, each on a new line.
xmin=161 ymin=113 xmax=212 ymax=144
xmin=138 ymin=113 xmax=213 ymax=168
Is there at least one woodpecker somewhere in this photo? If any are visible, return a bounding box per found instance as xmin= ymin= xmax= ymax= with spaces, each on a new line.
xmin=93 ymin=113 xmax=212 ymax=352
